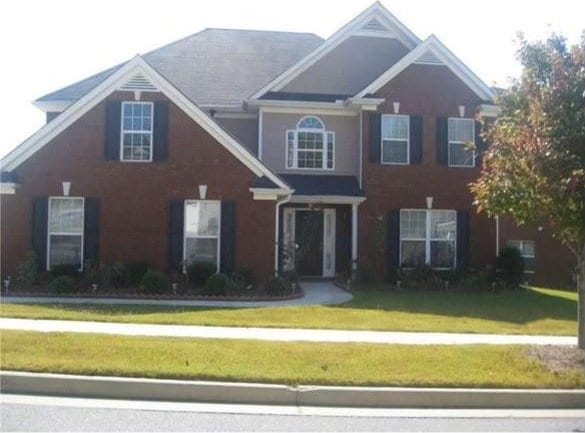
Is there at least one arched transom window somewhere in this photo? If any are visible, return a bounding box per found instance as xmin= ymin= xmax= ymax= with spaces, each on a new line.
xmin=286 ymin=116 xmax=334 ymax=170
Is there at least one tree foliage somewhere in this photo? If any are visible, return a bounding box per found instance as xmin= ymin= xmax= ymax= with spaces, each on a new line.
xmin=471 ymin=32 xmax=585 ymax=259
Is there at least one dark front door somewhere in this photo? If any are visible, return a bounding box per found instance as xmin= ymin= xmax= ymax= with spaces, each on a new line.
xmin=295 ymin=210 xmax=323 ymax=276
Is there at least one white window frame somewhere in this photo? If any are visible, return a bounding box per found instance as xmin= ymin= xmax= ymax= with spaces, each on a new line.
xmin=285 ymin=116 xmax=335 ymax=171
xmin=507 ymin=240 xmax=535 ymax=274
xmin=182 ymin=200 xmax=221 ymax=272
xmin=120 ymin=101 xmax=154 ymax=163
xmin=381 ymin=114 xmax=410 ymax=165
xmin=47 ymin=196 xmax=85 ymax=271
xmin=399 ymin=209 xmax=457 ymax=270
xmin=447 ymin=118 xmax=475 ymax=168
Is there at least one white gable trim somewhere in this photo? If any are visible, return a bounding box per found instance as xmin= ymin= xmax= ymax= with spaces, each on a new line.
xmin=248 ymin=2 xmax=420 ymax=101
xmin=1 ymin=56 xmax=289 ymax=190
xmin=355 ymin=35 xmax=496 ymax=102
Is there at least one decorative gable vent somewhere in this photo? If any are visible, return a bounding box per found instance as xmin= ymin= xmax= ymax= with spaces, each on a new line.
xmin=119 ymin=73 xmax=157 ymax=91
xmin=359 ymin=17 xmax=394 ymax=36
xmin=414 ymin=50 xmax=444 ymax=66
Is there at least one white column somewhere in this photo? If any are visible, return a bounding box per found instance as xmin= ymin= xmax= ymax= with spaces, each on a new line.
xmin=351 ymin=203 xmax=359 ymax=271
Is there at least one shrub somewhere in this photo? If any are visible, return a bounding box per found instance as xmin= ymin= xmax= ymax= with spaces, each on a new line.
xmin=14 ymin=251 xmax=38 ymax=288
xmin=497 ymin=246 xmax=525 ymax=288
xmin=126 ymin=263 xmax=150 ymax=286
xmin=204 ymin=273 xmax=229 ymax=296
xmin=83 ymin=259 xmax=100 ymax=285
xmin=50 ymin=264 xmax=80 ymax=278
xmin=232 ymin=267 xmax=255 ymax=287
xmin=48 ymin=276 xmax=77 ymax=294
xmin=398 ymin=266 xmax=444 ymax=290
xmin=187 ymin=261 xmax=217 ymax=288
xmin=140 ymin=270 xmax=170 ymax=294
xmin=264 ymin=276 xmax=291 ymax=296
xmin=99 ymin=262 xmax=128 ymax=288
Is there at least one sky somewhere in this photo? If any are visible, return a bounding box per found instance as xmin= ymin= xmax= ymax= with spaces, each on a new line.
xmin=0 ymin=0 xmax=583 ymax=159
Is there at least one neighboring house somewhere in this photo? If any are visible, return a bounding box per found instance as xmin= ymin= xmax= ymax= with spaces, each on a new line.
xmin=0 ymin=2 xmax=574 ymax=287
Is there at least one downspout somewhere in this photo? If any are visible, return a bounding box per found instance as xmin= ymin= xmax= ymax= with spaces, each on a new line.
xmin=274 ymin=193 xmax=293 ymax=275
xmin=495 ymin=215 xmax=500 ymax=256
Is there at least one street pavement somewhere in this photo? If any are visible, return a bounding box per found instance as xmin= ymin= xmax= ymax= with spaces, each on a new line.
xmin=1 ymin=394 xmax=584 ymax=432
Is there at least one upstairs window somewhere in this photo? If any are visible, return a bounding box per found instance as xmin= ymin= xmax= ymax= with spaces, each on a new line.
xmin=448 ymin=118 xmax=475 ymax=167
xmin=121 ymin=101 xmax=154 ymax=162
xmin=507 ymin=240 xmax=535 ymax=273
xmin=48 ymin=197 xmax=84 ymax=270
xmin=286 ymin=116 xmax=334 ymax=170
xmin=381 ymin=115 xmax=409 ymax=164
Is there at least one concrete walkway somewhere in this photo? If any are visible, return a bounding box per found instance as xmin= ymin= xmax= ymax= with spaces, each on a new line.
xmin=1 ymin=281 xmax=353 ymax=308
xmin=0 ymin=318 xmax=576 ymax=346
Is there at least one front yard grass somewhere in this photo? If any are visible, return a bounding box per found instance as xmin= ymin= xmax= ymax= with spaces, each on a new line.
xmin=0 ymin=287 xmax=577 ymax=336
xmin=1 ymin=330 xmax=583 ymax=388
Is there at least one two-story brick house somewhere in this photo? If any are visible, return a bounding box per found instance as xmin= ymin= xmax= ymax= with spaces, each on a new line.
xmin=0 ymin=2 xmax=575 ymax=287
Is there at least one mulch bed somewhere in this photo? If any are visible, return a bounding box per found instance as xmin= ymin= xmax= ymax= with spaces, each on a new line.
xmin=0 ymin=286 xmax=304 ymax=302
xmin=526 ymin=345 xmax=585 ymax=373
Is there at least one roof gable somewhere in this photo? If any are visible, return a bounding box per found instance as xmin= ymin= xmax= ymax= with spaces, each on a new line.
xmin=248 ymin=2 xmax=421 ymax=100
xmin=2 ymin=56 xmax=289 ymax=190
xmin=356 ymin=35 xmax=496 ymax=101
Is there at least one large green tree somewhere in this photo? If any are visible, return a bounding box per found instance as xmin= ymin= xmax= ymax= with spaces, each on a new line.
xmin=471 ymin=33 xmax=585 ymax=348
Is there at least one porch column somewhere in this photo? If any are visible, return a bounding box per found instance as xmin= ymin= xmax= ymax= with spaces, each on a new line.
xmin=351 ymin=203 xmax=359 ymax=272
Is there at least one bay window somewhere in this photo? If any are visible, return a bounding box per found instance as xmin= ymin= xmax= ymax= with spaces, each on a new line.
xmin=48 ymin=197 xmax=84 ymax=270
xmin=183 ymin=200 xmax=221 ymax=270
xmin=286 ymin=116 xmax=334 ymax=170
xmin=400 ymin=209 xmax=457 ymax=269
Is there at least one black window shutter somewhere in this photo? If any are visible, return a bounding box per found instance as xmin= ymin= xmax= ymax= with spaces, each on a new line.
xmin=368 ymin=113 xmax=381 ymax=163
xmin=169 ymin=200 xmax=184 ymax=272
xmin=456 ymin=210 xmax=471 ymax=269
xmin=475 ymin=121 xmax=486 ymax=167
xmin=409 ymin=115 xmax=423 ymax=164
xmin=436 ymin=117 xmax=448 ymax=165
xmin=32 ymin=197 xmax=48 ymax=271
xmin=153 ymin=102 xmax=169 ymax=162
xmin=83 ymin=198 xmax=100 ymax=264
xmin=387 ymin=210 xmax=400 ymax=268
xmin=104 ymin=101 xmax=121 ymax=160
xmin=220 ymin=201 xmax=236 ymax=274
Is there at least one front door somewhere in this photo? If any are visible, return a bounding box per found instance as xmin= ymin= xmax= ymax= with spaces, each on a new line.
xmin=295 ymin=210 xmax=323 ymax=276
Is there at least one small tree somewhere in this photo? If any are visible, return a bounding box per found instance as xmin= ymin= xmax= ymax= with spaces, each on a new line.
xmin=471 ymin=33 xmax=585 ymax=347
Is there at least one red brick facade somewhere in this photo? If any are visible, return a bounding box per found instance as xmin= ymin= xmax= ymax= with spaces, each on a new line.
xmin=359 ymin=64 xmax=499 ymax=276
xmin=1 ymin=91 xmax=276 ymax=281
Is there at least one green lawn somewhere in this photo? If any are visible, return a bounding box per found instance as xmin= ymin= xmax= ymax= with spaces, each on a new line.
xmin=0 ymin=287 xmax=577 ymax=336
xmin=2 ymin=331 xmax=582 ymax=388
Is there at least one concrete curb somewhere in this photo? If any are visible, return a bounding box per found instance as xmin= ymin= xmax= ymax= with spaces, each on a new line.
xmin=2 ymin=371 xmax=584 ymax=409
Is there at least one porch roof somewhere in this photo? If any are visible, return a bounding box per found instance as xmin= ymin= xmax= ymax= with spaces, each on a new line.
xmin=280 ymin=174 xmax=363 ymax=197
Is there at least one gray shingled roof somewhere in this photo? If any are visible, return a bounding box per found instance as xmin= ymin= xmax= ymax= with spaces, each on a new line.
xmin=37 ymin=29 xmax=323 ymax=107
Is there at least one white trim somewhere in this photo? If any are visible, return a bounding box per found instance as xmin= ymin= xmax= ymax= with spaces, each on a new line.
xmin=182 ymin=200 xmax=221 ymax=272
xmin=355 ymin=35 xmax=495 ymax=102
xmin=249 ymin=187 xmax=294 ymax=201
xmin=119 ymin=101 xmax=154 ymax=163
xmin=248 ymin=3 xmax=420 ymax=100
xmin=2 ymin=56 xmax=289 ymax=191
xmin=478 ymin=104 xmax=501 ymax=118
xmin=351 ymin=202 xmax=359 ymax=272
xmin=32 ymin=99 xmax=72 ymax=113
xmin=47 ymin=196 xmax=85 ymax=272
xmin=323 ymin=208 xmax=336 ymax=278
xmin=258 ymin=107 xmax=264 ymax=160
xmin=255 ymin=105 xmax=359 ymax=117
xmin=344 ymin=97 xmax=385 ymax=112
xmin=290 ymin=195 xmax=366 ymax=205
xmin=213 ymin=112 xmax=257 ymax=120
xmin=380 ymin=114 xmax=410 ymax=165
xmin=0 ymin=182 xmax=18 ymax=194
xmin=447 ymin=117 xmax=476 ymax=168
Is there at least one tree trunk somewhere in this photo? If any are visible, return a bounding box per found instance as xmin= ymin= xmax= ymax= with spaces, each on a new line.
xmin=578 ymin=257 xmax=585 ymax=350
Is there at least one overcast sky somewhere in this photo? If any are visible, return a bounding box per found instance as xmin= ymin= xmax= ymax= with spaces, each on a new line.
xmin=0 ymin=0 xmax=583 ymax=158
